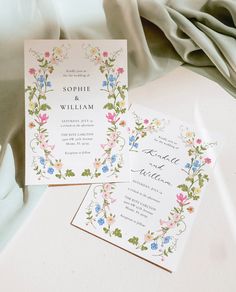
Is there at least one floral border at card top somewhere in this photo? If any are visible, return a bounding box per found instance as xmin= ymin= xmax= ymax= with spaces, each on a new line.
xmin=128 ymin=127 xmax=216 ymax=262
xmin=26 ymin=45 xmax=75 ymax=180
xmin=85 ymin=111 xmax=168 ymax=237
xmin=81 ymin=44 xmax=128 ymax=179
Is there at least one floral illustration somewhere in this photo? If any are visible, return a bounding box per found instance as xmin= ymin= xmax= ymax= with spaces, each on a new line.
xmin=128 ymin=112 xmax=166 ymax=151
xmin=86 ymin=183 xmax=122 ymax=238
xmin=26 ymin=45 xmax=75 ymax=180
xmin=128 ymin=128 xmax=216 ymax=262
xmin=81 ymin=45 xmax=128 ymax=179
xmin=85 ymin=110 xmax=166 ymax=239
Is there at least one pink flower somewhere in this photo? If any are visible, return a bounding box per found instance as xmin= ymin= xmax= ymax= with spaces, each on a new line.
xmin=29 ymin=68 xmax=36 ymax=75
xmin=51 ymin=57 xmax=57 ymax=65
xmin=49 ymin=144 xmax=55 ymax=150
xmin=172 ymin=213 xmax=181 ymax=223
xmin=117 ymin=67 xmax=124 ymax=74
xmin=196 ymin=138 xmax=202 ymax=144
xmin=38 ymin=113 xmax=49 ymax=124
xmin=176 ymin=193 xmax=188 ymax=205
xmin=38 ymin=133 xmax=45 ymax=141
xmin=204 ymin=157 xmax=211 ymax=164
xmin=102 ymin=51 xmax=108 ymax=57
xmin=103 ymin=183 xmax=112 ymax=192
xmin=144 ymin=119 xmax=149 ymax=124
xmin=108 ymin=139 xmax=117 ymax=148
xmin=109 ymin=132 xmax=118 ymax=140
xmin=106 ymin=112 xmax=116 ymax=123
xmin=39 ymin=141 xmax=48 ymax=150
xmin=103 ymin=191 xmax=111 ymax=200
xmin=100 ymin=144 xmax=106 ymax=149
xmin=160 ymin=219 xmax=165 ymax=226
xmin=44 ymin=51 xmax=50 ymax=58
xmin=166 ymin=220 xmax=176 ymax=229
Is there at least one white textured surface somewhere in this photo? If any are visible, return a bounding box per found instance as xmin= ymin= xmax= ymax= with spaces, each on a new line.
xmin=0 ymin=67 xmax=236 ymax=291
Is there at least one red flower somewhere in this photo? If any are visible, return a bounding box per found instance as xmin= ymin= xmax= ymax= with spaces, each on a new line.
xmin=196 ymin=139 xmax=202 ymax=144
xmin=204 ymin=157 xmax=211 ymax=164
xmin=45 ymin=51 xmax=50 ymax=58
xmin=117 ymin=67 xmax=124 ymax=74
xmin=29 ymin=68 xmax=36 ymax=75
xmin=102 ymin=51 xmax=108 ymax=57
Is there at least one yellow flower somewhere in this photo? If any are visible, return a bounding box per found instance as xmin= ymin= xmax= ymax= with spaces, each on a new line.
xmin=154 ymin=119 xmax=161 ymax=126
xmin=186 ymin=131 xmax=194 ymax=138
xmin=106 ymin=215 xmax=115 ymax=225
xmin=144 ymin=232 xmax=154 ymax=243
xmin=93 ymin=159 xmax=101 ymax=170
xmin=54 ymin=47 xmax=63 ymax=56
xmin=54 ymin=161 xmax=63 ymax=171
xmin=29 ymin=101 xmax=35 ymax=111
xmin=90 ymin=47 xmax=98 ymax=55
xmin=119 ymin=100 xmax=126 ymax=108
xmin=194 ymin=188 xmax=201 ymax=194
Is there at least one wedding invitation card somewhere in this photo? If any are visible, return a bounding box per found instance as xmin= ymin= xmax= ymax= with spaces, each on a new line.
xmin=71 ymin=103 xmax=217 ymax=272
xmin=24 ymin=40 xmax=129 ymax=185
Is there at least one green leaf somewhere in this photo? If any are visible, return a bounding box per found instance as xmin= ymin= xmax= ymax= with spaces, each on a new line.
xmin=55 ymin=174 xmax=61 ymax=179
xmin=95 ymin=172 xmax=101 ymax=178
xmin=103 ymin=227 xmax=109 ymax=234
xmin=141 ymin=245 xmax=148 ymax=251
xmin=186 ymin=176 xmax=194 ymax=184
xmin=28 ymin=87 xmax=36 ymax=101
xmin=112 ymin=228 xmax=122 ymax=238
xmin=39 ymin=95 xmax=46 ymax=100
xmin=103 ymin=103 xmax=114 ymax=110
xmin=82 ymin=169 xmax=91 ymax=177
xmin=65 ymin=169 xmax=75 ymax=177
xmin=168 ymin=247 xmax=173 ymax=253
xmin=128 ymin=236 xmax=139 ymax=246
xmin=40 ymin=103 xmax=51 ymax=111
xmin=164 ymin=249 xmax=168 ymax=257
xmin=177 ymin=184 xmax=189 ymax=192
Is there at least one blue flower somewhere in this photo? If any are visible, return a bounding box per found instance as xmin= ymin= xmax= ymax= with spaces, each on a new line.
xmin=185 ymin=163 xmax=191 ymax=169
xmin=133 ymin=143 xmax=139 ymax=149
xmin=102 ymin=80 xmax=107 ymax=87
xmin=163 ymin=236 xmax=171 ymax=244
xmin=37 ymin=75 xmax=45 ymax=83
xmin=39 ymin=157 xmax=45 ymax=165
xmin=47 ymin=167 xmax=54 ymax=174
xmin=98 ymin=218 xmax=105 ymax=225
xmin=46 ymin=81 xmax=52 ymax=87
xmin=110 ymin=82 xmax=114 ymax=88
xmin=151 ymin=242 xmax=158 ymax=250
xmin=39 ymin=83 xmax=44 ymax=88
xmin=102 ymin=165 xmax=109 ymax=173
xmin=111 ymin=155 xmax=116 ymax=164
xmin=193 ymin=160 xmax=200 ymax=168
xmin=95 ymin=204 xmax=101 ymax=213
xmin=129 ymin=136 xmax=135 ymax=142
xmin=108 ymin=74 xmax=116 ymax=82
xmin=192 ymin=167 xmax=197 ymax=172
